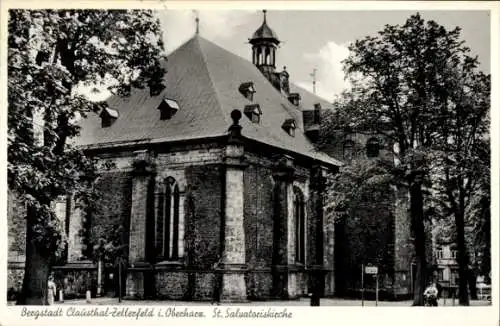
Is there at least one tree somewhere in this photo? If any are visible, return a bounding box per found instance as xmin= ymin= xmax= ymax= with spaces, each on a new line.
xmin=431 ymin=131 xmax=489 ymax=304
xmin=8 ymin=9 xmax=166 ymax=305
xmin=320 ymin=13 xmax=487 ymax=305
xmin=424 ymin=41 xmax=490 ymax=305
xmin=325 ymin=154 xmax=397 ymax=297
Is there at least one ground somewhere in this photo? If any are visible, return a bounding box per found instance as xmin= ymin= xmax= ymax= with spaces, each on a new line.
xmin=10 ymin=297 xmax=489 ymax=307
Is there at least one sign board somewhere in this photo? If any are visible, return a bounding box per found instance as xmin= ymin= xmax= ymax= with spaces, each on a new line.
xmin=365 ymin=266 xmax=378 ymax=275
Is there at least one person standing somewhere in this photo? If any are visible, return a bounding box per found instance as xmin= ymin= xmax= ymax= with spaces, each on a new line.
xmin=211 ymin=255 xmax=223 ymax=305
xmin=47 ymin=275 xmax=57 ymax=305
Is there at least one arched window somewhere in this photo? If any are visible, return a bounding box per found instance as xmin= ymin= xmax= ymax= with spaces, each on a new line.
xmin=155 ymin=177 xmax=183 ymax=260
xmin=257 ymin=48 xmax=263 ymax=65
xmin=265 ymin=47 xmax=271 ymax=65
xmin=294 ymin=187 xmax=306 ymax=264
xmin=343 ymin=140 xmax=355 ymax=161
xmin=366 ymin=137 xmax=380 ymax=158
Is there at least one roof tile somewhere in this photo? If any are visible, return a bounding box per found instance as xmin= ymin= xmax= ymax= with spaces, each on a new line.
xmin=76 ymin=36 xmax=342 ymax=167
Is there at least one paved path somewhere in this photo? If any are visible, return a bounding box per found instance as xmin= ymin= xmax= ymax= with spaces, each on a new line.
xmin=52 ymin=297 xmax=491 ymax=307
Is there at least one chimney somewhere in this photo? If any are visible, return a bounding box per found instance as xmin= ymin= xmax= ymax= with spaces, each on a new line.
xmin=280 ymin=66 xmax=290 ymax=94
xmin=302 ymin=104 xmax=322 ymax=143
xmin=313 ymin=103 xmax=321 ymax=124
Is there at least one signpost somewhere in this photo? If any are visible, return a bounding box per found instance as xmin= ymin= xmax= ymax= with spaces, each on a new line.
xmin=115 ymin=257 xmax=123 ymax=303
xmin=361 ymin=264 xmax=364 ymax=307
xmin=362 ymin=264 xmax=379 ymax=306
xmin=365 ymin=266 xmax=378 ymax=275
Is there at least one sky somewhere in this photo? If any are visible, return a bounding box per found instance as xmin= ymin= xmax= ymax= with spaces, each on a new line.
xmin=157 ymin=10 xmax=491 ymax=102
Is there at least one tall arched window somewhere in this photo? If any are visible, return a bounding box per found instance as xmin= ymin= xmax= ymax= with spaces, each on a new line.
xmin=155 ymin=177 xmax=183 ymax=260
xmin=294 ymin=187 xmax=306 ymax=264
xmin=366 ymin=137 xmax=380 ymax=158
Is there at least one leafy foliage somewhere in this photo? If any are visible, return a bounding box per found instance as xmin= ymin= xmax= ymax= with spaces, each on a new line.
xmin=327 ymin=156 xmax=397 ymax=292
xmin=8 ymin=9 xmax=166 ymax=304
xmin=320 ymin=13 xmax=489 ymax=305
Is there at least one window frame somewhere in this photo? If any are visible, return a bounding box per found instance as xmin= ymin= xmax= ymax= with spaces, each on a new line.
xmin=293 ymin=187 xmax=306 ymax=264
xmin=156 ymin=177 xmax=183 ymax=261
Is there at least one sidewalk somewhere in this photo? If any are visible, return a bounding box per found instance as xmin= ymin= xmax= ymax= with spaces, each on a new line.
xmin=53 ymin=297 xmax=491 ymax=307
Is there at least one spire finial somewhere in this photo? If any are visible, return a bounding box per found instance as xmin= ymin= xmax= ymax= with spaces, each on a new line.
xmin=193 ymin=10 xmax=200 ymax=35
xmin=262 ymin=9 xmax=267 ymax=23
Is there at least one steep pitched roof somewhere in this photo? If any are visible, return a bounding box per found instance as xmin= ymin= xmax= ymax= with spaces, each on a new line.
xmin=250 ymin=21 xmax=280 ymax=43
xmin=77 ymin=36 xmax=342 ymax=167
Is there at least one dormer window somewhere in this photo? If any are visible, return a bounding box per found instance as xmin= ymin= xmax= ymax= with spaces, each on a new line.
xmin=158 ymin=98 xmax=180 ymax=120
xmin=100 ymin=108 xmax=119 ymax=128
xmin=239 ymin=82 xmax=256 ymax=101
xmin=244 ymin=104 xmax=262 ymax=123
xmin=313 ymin=103 xmax=321 ymax=124
xmin=288 ymin=93 xmax=301 ymax=106
xmin=282 ymin=119 xmax=296 ymax=137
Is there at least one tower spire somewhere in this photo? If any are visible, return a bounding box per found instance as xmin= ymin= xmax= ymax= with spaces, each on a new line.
xmin=262 ymin=9 xmax=267 ymax=24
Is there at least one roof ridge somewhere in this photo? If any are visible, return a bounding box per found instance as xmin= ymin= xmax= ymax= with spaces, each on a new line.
xmin=292 ymin=83 xmax=330 ymax=102
xmin=196 ymin=37 xmax=231 ymax=128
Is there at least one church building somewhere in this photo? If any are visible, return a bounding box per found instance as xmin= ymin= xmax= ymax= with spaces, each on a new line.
xmin=8 ymin=10 xmax=416 ymax=302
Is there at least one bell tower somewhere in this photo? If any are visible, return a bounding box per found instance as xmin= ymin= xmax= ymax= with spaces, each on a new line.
xmin=249 ymin=10 xmax=280 ymax=79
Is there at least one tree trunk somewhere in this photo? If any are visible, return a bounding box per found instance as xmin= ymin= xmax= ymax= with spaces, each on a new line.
xmin=455 ymin=209 xmax=470 ymax=305
xmin=410 ymin=179 xmax=427 ymax=306
xmin=16 ymin=206 xmax=52 ymax=305
xmin=468 ymin=269 xmax=477 ymax=300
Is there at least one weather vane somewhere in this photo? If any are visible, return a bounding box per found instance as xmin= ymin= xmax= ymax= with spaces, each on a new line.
xmin=310 ymin=68 xmax=317 ymax=94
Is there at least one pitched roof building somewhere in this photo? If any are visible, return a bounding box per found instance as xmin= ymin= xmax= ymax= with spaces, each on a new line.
xmin=17 ymin=10 xmax=339 ymax=301
xmin=77 ymin=29 xmax=339 ymax=167
xmin=7 ymin=10 xmax=418 ymax=303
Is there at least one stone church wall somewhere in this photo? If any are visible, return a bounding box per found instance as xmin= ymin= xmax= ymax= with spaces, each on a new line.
xmin=242 ymin=152 xmax=321 ymax=300
xmin=7 ymin=190 xmax=27 ymax=298
xmin=91 ymin=170 xmax=134 ymax=261
xmin=243 ymin=158 xmax=276 ymax=299
xmin=149 ymin=147 xmax=225 ymax=300
xmin=7 ymin=141 xmax=333 ymax=301
xmin=322 ymin=130 xmax=415 ymax=300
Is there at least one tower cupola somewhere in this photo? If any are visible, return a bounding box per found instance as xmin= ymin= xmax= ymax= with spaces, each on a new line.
xmin=249 ymin=10 xmax=280 ymax=74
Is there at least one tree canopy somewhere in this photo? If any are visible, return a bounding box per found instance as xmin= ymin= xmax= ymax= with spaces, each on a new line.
xmin=8 ymin=9 xmax=167 ymax=304
xmin=320 ymin=13 xmax=490 ymax=305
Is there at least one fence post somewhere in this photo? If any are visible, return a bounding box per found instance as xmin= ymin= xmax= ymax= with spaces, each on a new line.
xmin=361 ymin=264 xmax=364 ymax=307
xmin=86 ymin=290 xmax=92 ymax=304
xmin=118 ymin=258 xmax=122 ymax=303
xmin=97 ymin=260 xmax=103 ymax=297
